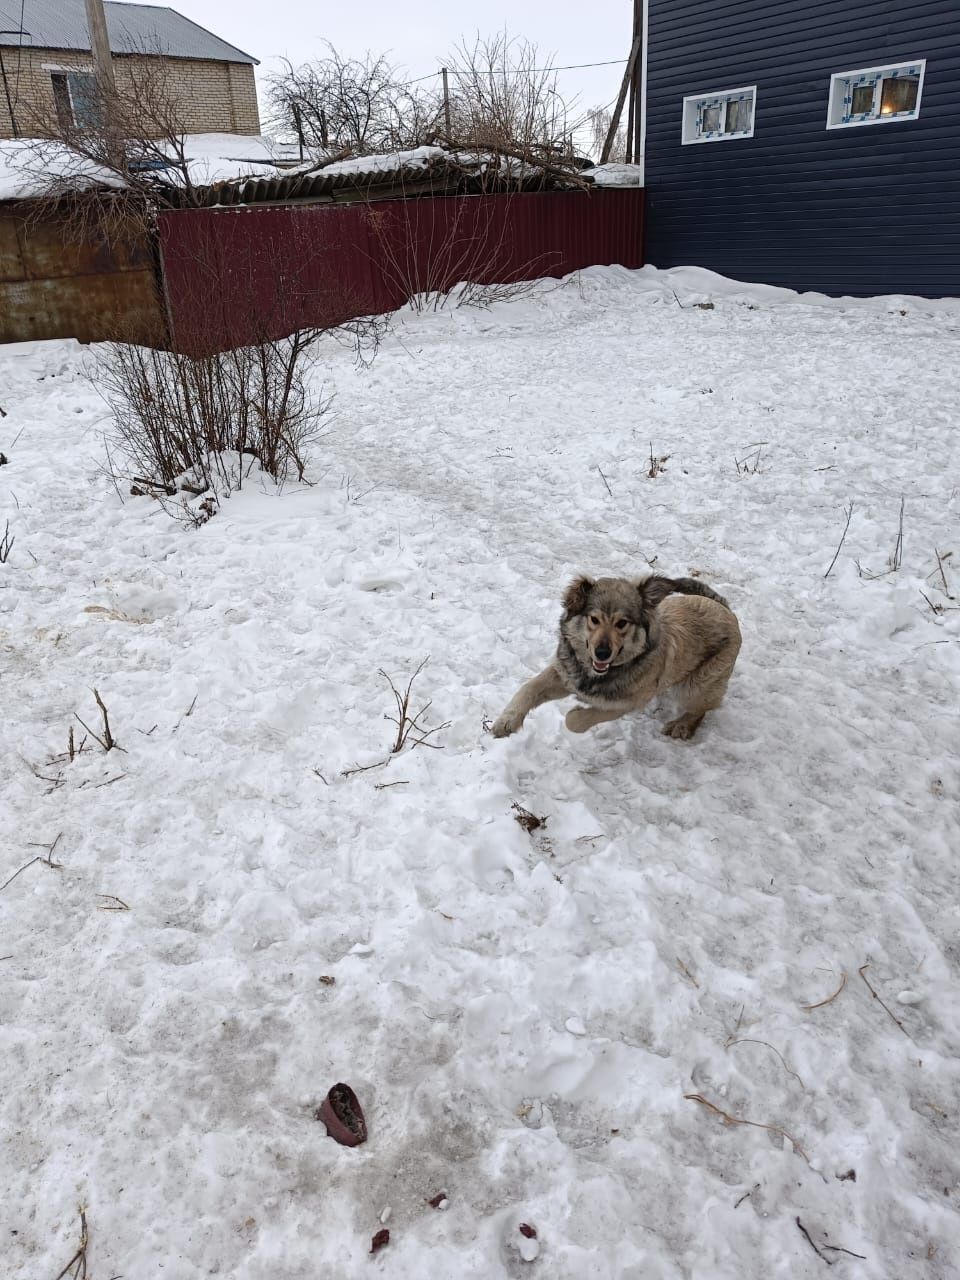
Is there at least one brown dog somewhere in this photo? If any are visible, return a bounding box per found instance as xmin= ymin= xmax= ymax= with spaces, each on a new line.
xmin=491 ymin=574 xmax=741 ymax=741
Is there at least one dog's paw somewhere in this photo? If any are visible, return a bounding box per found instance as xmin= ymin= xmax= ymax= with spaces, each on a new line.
xmin=663 ymin=714 xmax=703 ymax=740
xmin=565 ymin=707 xmax=595 ymax=734
xmin=491 ymin=711 xmax=523 ymax=738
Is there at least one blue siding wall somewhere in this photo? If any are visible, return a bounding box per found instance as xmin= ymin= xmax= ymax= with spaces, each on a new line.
xmin=644 ymin=1 xmax=960 ymax=296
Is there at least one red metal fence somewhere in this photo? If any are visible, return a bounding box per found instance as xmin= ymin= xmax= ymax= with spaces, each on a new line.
xmin=158 ymin=189 xmax=644 ymax=354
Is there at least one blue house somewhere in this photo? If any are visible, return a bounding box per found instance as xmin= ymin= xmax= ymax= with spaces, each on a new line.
xmin=641 ymin=1 xmax=960 ymax=297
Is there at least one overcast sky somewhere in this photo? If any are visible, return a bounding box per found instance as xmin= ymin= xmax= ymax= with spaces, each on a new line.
xmin=172 ymin=0 xmax=633 ymax=135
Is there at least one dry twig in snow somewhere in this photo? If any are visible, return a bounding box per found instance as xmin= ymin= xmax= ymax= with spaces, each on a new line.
xmin=824 ymin=502 xmax=854 ymax=578
xmin=725 ymin=1038 xmax=804 ymax=1088
xmin=801 ymin=972 xmax=847 ymax=1011
xmin=859 ymin=963 xmax=912 ymax=1039
xmin=683 ymin=1092 xmax=812 ymax=1166
xmin=53 ymin=1206 xmax=89 ymax=1280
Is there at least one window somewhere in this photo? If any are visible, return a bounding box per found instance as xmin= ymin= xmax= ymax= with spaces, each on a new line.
xmin=826 ymin=61 xmax=925 ymax=129
xmin=50 ymin=71 xmax=101 ymax=130
xmin=682 ymin=86 xmax=757 ymax=144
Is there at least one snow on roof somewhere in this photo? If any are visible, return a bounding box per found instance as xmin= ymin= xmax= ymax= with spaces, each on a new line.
xmin=0 ymin=0 xmax=256 ymax=64
xmin=293 ymin=146 xmax=450 ymax=180
xmin=0 ymin=138 xmax=121 ymax=201
xmin=0 ymin=133 xmax=279 ymax=201
xmin=0 ymin=138 xmax=597 ymax=205
xmin=190 ymin=145 xmax=601 ymax=207
xmin=582 ymin=162 xmax=644 ymax=187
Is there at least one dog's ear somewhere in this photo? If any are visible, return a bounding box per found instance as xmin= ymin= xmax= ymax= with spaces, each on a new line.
xmin=562 ymin=575 xmax=594 ymax=616
xmin=638 ymin=575 xmax=677 ymax=611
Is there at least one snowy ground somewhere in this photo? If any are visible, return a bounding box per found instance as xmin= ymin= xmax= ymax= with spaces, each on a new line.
xmin=2 ymin=266 xmax=959 ymax=1279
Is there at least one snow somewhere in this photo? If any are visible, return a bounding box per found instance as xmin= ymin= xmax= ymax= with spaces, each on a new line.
xmin=168 ymin=132 xmax=284 ymax=185
xmin=0 ymin=136 xmax=627 ymax=201
xmin=0 ymin=138 xmax=124 ymax=200
xmin=288 ymin=144 xmax=452 ymax=179
xmin=2 ymin=265 xmax=959 ymax=1279
xmin=582 ymin=162 xmax=644 ymax=187
xmin=0 ymin=133 xmax=282 ymax=201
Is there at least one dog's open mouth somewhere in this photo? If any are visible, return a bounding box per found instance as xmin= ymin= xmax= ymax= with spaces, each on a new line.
xmin=591 ymin=658 xmax=611 ymax=674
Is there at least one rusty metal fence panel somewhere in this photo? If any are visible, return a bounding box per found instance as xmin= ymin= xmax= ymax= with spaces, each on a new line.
xmin=0 ymin=205 xmax=163 ymax=346
xmin=158 ymin=189 xmax=644 ymax=354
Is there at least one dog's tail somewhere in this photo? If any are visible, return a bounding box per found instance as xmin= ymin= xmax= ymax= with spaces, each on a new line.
xmin=641 ymin=574 xmax=734 ymax=611
xmin=666 ymin=576 xmax=732 ymax=611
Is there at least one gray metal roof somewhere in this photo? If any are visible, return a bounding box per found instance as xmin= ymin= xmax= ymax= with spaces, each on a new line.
xmin=0 ymin=1 xmax=257 ymax=64
xmin=181 ymin=150 xmax=596 ymax=208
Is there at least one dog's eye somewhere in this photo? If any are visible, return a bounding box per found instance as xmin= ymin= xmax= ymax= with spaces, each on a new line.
xmin=588 ymin=615 xmax=601 ymax=626
xmin=615 ymin=619 xmax=630 ymax=631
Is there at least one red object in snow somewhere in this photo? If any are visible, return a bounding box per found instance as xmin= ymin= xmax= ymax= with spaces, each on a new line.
xmin=316 ymin=1083 xmax=367 ymax=1147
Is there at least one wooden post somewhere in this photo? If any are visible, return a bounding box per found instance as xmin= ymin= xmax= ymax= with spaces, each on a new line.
xmin=84 ymin=0 xmax=123 ymax=168
xmin=441 ymin=67 xmax=452 ymax=138
xmin=632 ymin=0 xmax=645 ymax=166
xmin=625 ymin=79 xmax=635 ymax=164
xmin=84 ymin=0 xmax=117 ymax=96
xmin=600 ymin=34 xmax=641 ymax=164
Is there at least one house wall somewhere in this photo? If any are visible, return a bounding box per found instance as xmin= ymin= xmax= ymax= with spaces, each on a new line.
xmin=643 ymin=0 xmax=960 ymax=296
xmin=0 ymin=48 xmax=260 ymax=139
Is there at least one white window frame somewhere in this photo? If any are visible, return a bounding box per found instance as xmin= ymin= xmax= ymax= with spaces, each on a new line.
xmin=44 ymin=64 xmax=100 ymax=130
xmin=682 ymin=85 xmax=757 ymax=145
xmin=826 ymin=60 xmax=926 ymax=129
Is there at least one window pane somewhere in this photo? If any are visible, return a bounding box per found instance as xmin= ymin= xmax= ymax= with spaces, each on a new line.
xmin=880 ymin=76 xmax=919 ymax=116
xmin=851 ymin=83 xmax=875 ymax=115
xmin=725 ymin=96 xmax=751 ymax=132
xmin=51 ymin=74 xmax=73 ymax=130
xmin=67 ymin=72 xmax=102 ymax=130
xmin=700 ymin=104 xmax=722 ymax=133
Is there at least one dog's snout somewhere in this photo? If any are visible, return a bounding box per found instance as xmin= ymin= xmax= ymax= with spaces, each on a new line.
xmin=594 ymin=641 xmax=612 ymax=661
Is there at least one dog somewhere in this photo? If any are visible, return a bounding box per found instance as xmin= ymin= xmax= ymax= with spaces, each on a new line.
xmin=491 ymin=574 xmax=741 ymax=741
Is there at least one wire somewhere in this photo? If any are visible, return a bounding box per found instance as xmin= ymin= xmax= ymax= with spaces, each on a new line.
xmin=451 ymin=58 xmax=628 ymax=74
xmin=14 ymin=0 xmax=26 ymax=92
xmin=8 ymin=0 xmax=26 ymax=135
xmin=400 ymin=57 xmax=627 ymax=87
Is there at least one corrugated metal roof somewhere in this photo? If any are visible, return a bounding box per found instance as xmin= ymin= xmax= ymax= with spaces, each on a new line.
xmin=0 ymin=0 xmax=257 ymax=64
xmin=181 ymin=149 xmax=596 ymax=209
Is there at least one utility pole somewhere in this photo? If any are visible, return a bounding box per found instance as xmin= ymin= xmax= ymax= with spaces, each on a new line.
xmin=600 ymin=34 xmax=641 ymax=164
xmin=631 ymin=0 xmax=644 ymax=167
xmin=441 ymin=67 xmax=452 ymax=139
xmin=84 ymin=0 xmax=117 ymax=97
xmin=601 ymin=0 xmax=644 ymax=166
xmin=84 ymin=0 xmax=124 ymax=168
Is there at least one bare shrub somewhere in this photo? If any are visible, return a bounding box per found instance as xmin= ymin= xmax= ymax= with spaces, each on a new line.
xmin=75 ymin=689 xmax=122 ymax=753
xmin=98 ymin=329 xmax=333 ymax=503
xmin=361 ymin=197 xmax=558 ymax=312
xmin=443 ymin=33 xmax=577 ymax=162
xmin=381 ymin=659 xmax=451 ymax=754
xmin=267 ymin=45 xmax=441 ymax=154
xmin=587 ymin=106 xmax=626 ymax=163
xmin=341 ymin=659 xmax=450 ymax=777
xmin=268 ymin=34 xmax=588 ymax=177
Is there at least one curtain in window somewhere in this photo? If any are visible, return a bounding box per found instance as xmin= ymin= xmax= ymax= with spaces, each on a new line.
xmin=724 ymin=96 xmax=751 ymax=133
xmin=880 ymin=76 xmax=919 ymax=116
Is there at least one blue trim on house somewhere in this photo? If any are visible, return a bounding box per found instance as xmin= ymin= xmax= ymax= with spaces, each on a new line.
xmin=643 ymin=1 xmax=960 ymax=297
